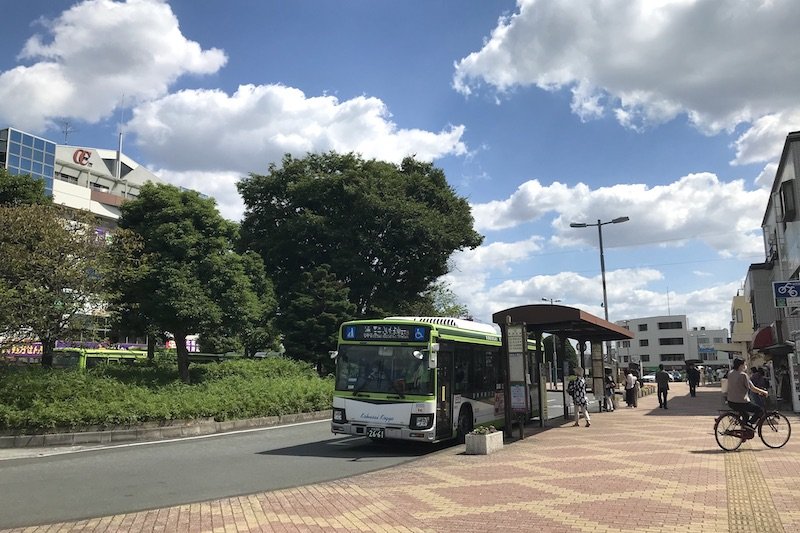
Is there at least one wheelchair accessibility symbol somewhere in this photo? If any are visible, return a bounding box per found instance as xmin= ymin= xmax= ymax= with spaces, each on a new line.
xmin=413 ymin=327 xmax=426 ymax=341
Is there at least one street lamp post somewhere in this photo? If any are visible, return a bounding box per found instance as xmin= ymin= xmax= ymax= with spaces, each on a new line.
xmin=569 ymin=216 xmax=629 ymax=324
xmin=570 ymin=216 xmax=630 ymax=369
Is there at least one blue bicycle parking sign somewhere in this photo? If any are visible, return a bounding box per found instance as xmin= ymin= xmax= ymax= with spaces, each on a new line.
xmin=773 ymin=281 xmax=800 ymax=308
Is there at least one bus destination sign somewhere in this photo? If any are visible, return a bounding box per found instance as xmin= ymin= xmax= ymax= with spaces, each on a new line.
xmin=343 ymin=324 xmax=430 ymax=342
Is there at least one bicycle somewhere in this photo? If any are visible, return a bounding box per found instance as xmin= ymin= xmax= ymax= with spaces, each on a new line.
xmin=714 ymin=408 xmax=792 ymax=451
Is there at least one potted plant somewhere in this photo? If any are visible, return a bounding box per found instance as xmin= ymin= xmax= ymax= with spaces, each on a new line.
xmin=465 ymin=425 xmax=503 ymax=455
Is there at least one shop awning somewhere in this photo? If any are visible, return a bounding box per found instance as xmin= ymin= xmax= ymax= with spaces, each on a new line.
xmin=752 ymin=325 xmax=777 ymax=350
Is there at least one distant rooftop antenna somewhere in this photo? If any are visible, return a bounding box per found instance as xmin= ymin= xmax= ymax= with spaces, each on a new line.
xmin=116 ymin=94 xmax=126 ymax=185
xmin=666 ymin=285 xmax=671 ymax=315
xmin=61 ymin=121 xmax=75 ymax=144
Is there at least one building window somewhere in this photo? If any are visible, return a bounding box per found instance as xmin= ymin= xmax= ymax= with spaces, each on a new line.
xmin=698 ymin=337 xmax=709 ymax=344
xmin=639 ymin=339 xmax=649 ymax=347
xmin=640 ymin=355 xmax=650 ymax=362
xmin=661 ymin=354 xmax=685 ymax=362
xmin=658 ymin=321 xmax=683 ymax=330
xmin=622 ymin=356 xmax=629 ymax=363
xmin=638 ymin=324 xmax=648 ymax=332
xmin=621 ymin=340 xmax=630 ymax=348
xmin=735 ymin=309 xmax=743 ymax=322
xmin=781 ymin=180 xmax=796 ymax=221
xmin=713 ymin=337 xmax=724 ymax=343
xmin=659 ymin=337 xmax=684 ymax=346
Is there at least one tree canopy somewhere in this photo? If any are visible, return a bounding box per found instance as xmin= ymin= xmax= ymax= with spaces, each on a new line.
xmin=541 ymin=334 xmax=579 ymax=377
xmin=278 ymin=264 xmax=356 ymax=374
xmin=238 ymin=152 xmax=483 ymax=319
xmin=0 ymin=169 xmax=51 ymax=207
xmin=110 ymin=183 xmax=276 ymax=382
xmin=0 ymin=204 xmax=108 ymax=365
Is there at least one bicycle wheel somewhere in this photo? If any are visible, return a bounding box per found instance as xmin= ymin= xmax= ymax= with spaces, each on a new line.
xmin=715 ymin=413 xmax=744 ymax=451
xmin=759 ymin=412 xmax=792 ymax=449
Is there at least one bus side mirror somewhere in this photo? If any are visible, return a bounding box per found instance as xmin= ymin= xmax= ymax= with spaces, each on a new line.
xmin=428 ymin=352 xmax=437 ymax=369
xmin=329 ymin=350 xmax=338 ymax=359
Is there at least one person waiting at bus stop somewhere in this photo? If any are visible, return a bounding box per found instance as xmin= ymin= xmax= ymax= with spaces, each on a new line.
xmin=727 ymin=358 xmax=768 ymax=428
xmin=568 ymin=368 xmax=591 ymax=427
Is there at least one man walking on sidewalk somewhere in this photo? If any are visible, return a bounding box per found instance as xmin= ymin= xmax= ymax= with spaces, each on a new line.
xmin=656 ymin=364 xmax=671 ymax=409
xmin=687 ymin=363 xmax=700 ymax=397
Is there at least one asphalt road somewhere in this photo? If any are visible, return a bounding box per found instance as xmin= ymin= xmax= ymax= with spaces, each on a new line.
xmin=0 ymin=419 xmax=445 ymax=529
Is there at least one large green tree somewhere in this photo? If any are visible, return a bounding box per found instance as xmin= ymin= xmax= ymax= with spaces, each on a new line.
xmin=0 ymin=169 xmax=52 ymax=207
xmin=398 ymin=281 xmax=470 ymax=318
xmin=541 ymin=334 xmax=579 ymax=378
xmin=110 ymin=183 xmax=275 ymax=383
xmin=238 ymin=152 xmax=483 ymax=319
xmin=278 ymin=264 xmax=356 ymax=374
xmin=0 ymin=204 xmax=108 ymax=365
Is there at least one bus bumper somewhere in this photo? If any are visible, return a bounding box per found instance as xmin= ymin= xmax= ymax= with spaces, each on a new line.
xmin=331 ymin=423 xmax=436 ymax=441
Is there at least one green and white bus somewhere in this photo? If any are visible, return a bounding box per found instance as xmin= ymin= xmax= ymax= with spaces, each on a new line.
xmin=331 ymin=316 xmax=519 ymax=443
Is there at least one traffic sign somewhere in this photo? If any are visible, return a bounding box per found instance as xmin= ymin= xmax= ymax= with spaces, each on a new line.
xmin=773 ymin=281 xmax=800 ymax=308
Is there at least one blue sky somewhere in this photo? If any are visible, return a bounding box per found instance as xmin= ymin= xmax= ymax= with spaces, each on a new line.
xmin=3 ymin=0 xmax=798 ymax=331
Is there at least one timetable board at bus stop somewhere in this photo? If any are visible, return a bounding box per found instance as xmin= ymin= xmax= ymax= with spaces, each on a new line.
xmin=502 ymin=322 xmax=548 ymax=436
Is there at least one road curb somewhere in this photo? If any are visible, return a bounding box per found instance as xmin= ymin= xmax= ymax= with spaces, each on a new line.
xmin=0 ymin=410 xmax=332 ymax=448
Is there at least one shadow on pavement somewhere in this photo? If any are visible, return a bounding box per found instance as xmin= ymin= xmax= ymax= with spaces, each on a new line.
xmin=256 ymin=435 xmax=451 ymax=460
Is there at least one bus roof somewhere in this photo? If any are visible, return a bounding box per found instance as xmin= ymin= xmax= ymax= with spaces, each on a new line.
xmin=383 ymin=316 xmax=499 ymax=335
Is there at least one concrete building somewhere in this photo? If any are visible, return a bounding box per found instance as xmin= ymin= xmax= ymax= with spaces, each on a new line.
xmin=613 ymin=315 xmax=728 ymax=374
xmin=614 ymin=315 xmax=689 ymax=372
xmin=741 ymin=130 xmax=800 ymax=412
xmin=714 ymin=290 xmax=756 ymax=367
xmin=686 ymin=326 xmax=729 ymax=370
xmin=1 ymin=126 xmax=163 ymax=227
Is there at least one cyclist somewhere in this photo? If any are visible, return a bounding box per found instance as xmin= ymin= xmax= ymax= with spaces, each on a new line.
xmin=727 ymin=357 xmax=768 ymax=428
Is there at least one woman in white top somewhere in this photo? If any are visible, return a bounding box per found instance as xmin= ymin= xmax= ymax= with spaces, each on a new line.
xmin=625 ymin=370 xmax=637 ymax=408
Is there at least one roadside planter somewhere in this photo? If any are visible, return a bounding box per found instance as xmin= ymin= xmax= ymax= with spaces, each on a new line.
xmin=465 ymin=425 xmax=503 ymax=455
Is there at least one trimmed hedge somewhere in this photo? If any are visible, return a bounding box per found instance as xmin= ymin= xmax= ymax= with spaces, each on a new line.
xmin=0 ymin=356 xmax=333 ymax=431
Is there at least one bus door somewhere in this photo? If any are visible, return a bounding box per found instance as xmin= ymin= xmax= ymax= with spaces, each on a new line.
xmin=435 ymin=347 xmax=454 ymax=440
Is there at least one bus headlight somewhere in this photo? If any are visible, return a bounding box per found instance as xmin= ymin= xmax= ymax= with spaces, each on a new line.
xmin=332 ymin=408 xmax=347 ymax=423
xmin=410 ymin=414 xmax=432 ymax=429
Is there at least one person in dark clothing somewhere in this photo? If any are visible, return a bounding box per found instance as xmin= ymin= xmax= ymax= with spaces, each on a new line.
xmin=687 ymin=363 xmax=700 ymax=397
xmin=655 ymin=364 xmax=671 ymax=409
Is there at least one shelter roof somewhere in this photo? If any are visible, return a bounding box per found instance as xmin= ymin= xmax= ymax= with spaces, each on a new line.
xmin=492 ymin=304 xmax=634 ymax=342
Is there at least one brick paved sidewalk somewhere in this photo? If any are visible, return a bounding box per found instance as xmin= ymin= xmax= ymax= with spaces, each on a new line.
xmin=5 ymin=382 xmax=799 ymax=532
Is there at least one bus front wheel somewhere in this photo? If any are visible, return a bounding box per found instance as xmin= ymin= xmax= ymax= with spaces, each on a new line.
xmin=456 ymin=406 xmax=474 ymax=444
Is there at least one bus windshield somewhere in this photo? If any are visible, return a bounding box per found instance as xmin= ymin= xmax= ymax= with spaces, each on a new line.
xmin=335 ymin=345 xmax=433 ymax=396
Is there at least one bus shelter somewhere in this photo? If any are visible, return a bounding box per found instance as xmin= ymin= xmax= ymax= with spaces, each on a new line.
xmin=492 ymin=304 xmax=634 ymax=434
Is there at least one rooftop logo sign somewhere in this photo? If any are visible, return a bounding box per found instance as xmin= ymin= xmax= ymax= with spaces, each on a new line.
xmin=73 ymin=149 xmax=92 ymax=166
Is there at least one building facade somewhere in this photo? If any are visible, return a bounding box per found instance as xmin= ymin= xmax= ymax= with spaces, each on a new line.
xmin=743 ymin=131 xmax=800 ymax=412
xmin=1 ymin=126 xmax=163 ymax=226
xmin=613 ymin=315 xmax=728 ymax=374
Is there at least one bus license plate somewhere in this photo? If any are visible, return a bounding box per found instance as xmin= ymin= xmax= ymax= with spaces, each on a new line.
xmin=367 ymin=427 xmax=384 ymax=439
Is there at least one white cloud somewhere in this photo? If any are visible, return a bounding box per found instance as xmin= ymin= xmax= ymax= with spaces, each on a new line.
xmin=127 ymin=84 xmax=467 ymax=220
xmin=0 ymin=0 xmax=226 ymax=131
xmin=754 ymin=163 xmax=778 ymax=190
xmin=152 ymin=168 xmax=244 ymax=222
xmin=453 ymin=0 xmax=800 ymax=164
xmin=472 ymin=172 xmax=767 ymax=259
xmin=445 ymin=262 xmax=736 ymax=331
xmin=127 ymin=84 xmax=467 ymax=175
